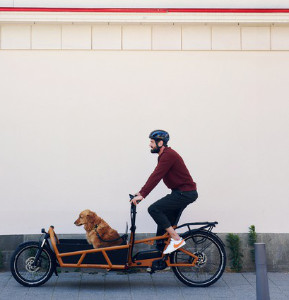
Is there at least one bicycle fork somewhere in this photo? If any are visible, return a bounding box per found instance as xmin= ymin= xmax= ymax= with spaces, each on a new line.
xmin=32 ymin=230 xmax=59 ymax=276
xmin=32 ymin=232 xmax=49 ymax=268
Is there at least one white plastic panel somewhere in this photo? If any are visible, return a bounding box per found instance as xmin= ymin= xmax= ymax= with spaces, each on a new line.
xmin=242 ymin=27 xmax=270 ymax=50
xmin=1 ymin=25 xmax=31 ymax=49
xmin=62 ymin=25 xmax=91 ymax=49
xmin=152 ymin=25 xmax=181 ymax=50
xmin=212 ymin=25 xmax=241 ymax=50
xmin=122 ymin=25 xmax=151 ymax=50
xmin=271 ymin=26 xmax=289 ymax=50
xmin=92 ymin=25 xmax=121 ymax=50
xmin=0 ymin=0 xmax=14 ymax=7
xmin=11 ymin=0 xmax=289 ymax=9
xmin=32 ymin=25 xmax=61 ymax=49
xmin=182 ymin=25 xmax=211 ymax=50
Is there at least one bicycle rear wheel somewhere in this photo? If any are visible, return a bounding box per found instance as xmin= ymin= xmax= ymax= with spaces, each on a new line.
xmin=171 ymin=230 xmax=226 ymax=287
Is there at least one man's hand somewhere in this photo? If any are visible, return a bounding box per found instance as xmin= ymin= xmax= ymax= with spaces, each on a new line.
xmin=130 ymin=195 xmax=143 ymax=205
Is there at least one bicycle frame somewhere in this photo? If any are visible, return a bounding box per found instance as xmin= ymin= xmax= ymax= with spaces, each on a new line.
xmin=11 ymin=194 xmax=225 ymax=289
xmin=47 ymin=204 xmax=217 ymax=270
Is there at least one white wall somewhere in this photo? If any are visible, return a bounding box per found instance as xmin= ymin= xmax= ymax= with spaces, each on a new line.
xmin=0 ymin=24 xmax=289 ymax=235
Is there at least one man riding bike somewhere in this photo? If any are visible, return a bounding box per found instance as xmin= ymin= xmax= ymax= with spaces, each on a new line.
xmin=131 ymin=130 xmax=198 ymax=254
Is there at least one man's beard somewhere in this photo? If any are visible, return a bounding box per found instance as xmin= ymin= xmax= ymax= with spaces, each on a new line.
xmin=151 ymin=147 xmax=160 ymax=153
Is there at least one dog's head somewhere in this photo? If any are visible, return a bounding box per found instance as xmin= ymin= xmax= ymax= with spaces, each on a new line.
xmin=74 ymin=209 xmax=100 ymax=230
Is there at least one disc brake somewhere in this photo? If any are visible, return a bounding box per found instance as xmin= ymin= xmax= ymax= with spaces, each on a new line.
xmin=25 ymin=257 xmax=41 ymax=273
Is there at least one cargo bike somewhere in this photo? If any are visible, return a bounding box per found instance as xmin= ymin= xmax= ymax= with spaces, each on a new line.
xmin=10 ymin=195 xmax=226 ymax=288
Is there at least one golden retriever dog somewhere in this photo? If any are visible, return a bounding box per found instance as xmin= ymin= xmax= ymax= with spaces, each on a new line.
xmin=74 ymin=209 xmax=123 ymax=248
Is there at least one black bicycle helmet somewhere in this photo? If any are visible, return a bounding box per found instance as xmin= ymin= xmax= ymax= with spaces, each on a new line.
xmin=149 ymin=130 xmax=170 ymax=145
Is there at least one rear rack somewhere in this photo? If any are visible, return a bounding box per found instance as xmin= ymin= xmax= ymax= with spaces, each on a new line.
xmin=176 ymin=221 xmax=218 ymax=235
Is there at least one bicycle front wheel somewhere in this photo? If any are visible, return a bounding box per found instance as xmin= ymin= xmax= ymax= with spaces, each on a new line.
xmin=10 ymin=241 xmax=55 ymax=287
xmin=171 ymin=230 xmax=226 ymax=287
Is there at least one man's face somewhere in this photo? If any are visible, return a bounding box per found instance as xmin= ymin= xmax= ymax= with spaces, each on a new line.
xmin=150 ymin=139 xmax=163 ymax=153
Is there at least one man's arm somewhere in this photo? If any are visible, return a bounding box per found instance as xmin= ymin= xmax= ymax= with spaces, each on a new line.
xmin=139 ymin=152 xmax=175 ymax=199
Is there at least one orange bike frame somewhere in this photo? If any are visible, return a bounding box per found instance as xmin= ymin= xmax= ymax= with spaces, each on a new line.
xmin=48 ymin=226 xmax=198 ymax=270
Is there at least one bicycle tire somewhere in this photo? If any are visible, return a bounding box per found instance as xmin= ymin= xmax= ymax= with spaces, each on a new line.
xmin=10 ymin=241 xmax=55 ymax=287
xmin=171 ymin=230 xmax=226 ymax=287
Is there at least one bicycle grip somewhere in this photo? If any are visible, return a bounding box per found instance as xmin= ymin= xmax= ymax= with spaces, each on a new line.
xmin=129 ymin=194 xmax=141 ymax=204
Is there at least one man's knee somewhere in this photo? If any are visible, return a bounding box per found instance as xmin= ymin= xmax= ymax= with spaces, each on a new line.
xmin=147 ymin=204 xmax=154 ymax=216
xmin=148 ymin=203 xmax=158 ymax=216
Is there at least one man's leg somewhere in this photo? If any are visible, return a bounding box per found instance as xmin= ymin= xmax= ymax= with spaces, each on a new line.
xmin=156 ymin=208 xmax=179 ymax=235
xmin=155 ymin=210 xmax=177 ymax=250
xmin=148 ymin=190 xmax=198 ymax=252
xmin=155 ymin=207 xmax=183 ymax=249
xmin=155 ymin=226 xmax=166 ymax=251
xmin=165 ymin=226 xmax=181 ymax=240
xmin=148 ymin=193 xmax=187 ymax=240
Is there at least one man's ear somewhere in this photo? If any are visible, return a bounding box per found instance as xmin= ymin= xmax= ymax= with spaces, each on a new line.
xmin=158 ymin=140 xmax=164 ymax=147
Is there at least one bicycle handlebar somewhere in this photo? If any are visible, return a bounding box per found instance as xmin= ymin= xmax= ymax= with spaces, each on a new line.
xmin=129 ymin=194 xmax=141 ymax=204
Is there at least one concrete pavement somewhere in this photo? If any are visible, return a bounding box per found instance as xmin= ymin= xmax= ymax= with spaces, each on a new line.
xmin=0 ymin=271 xmax=289 ymax=300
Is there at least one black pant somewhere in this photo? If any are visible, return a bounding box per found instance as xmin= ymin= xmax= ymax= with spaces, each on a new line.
xmin=148 ymin=189 xmax=198 ymax=237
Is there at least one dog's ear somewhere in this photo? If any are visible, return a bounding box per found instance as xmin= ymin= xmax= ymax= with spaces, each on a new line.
xmin=87 ymin=212 xmax=96 ymax=224
xmin=85 ymin=212 xmax=95 ymax=231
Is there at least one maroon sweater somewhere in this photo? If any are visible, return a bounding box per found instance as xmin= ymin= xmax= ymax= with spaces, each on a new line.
xmin=139 ymin=147 xmax=197 ymax=198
